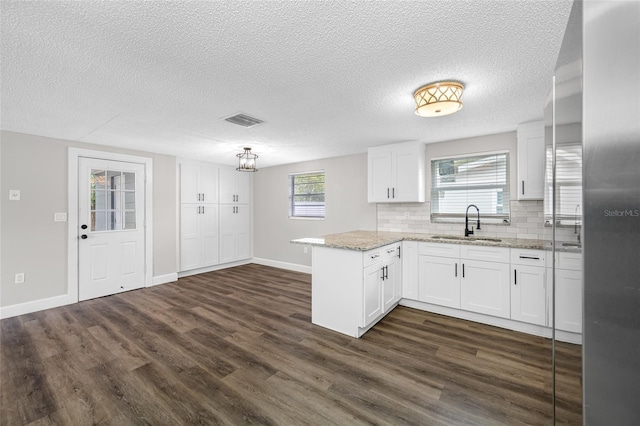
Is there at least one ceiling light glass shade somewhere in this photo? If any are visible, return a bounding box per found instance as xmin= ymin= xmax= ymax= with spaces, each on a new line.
xmin=413 ymin=81 xmax=464 ymax=117
xmin=236 ymin=147 xmax=258 ymax=172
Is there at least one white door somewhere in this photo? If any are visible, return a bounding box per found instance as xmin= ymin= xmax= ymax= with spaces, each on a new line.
xmin=78 ymin=158 xmax=146 ymax=301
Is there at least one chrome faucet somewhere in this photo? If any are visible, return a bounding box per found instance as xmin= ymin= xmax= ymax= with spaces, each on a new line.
xmin=465 ymin=204 xmax=481 ymax=237
xmin=574 ymin=204 xmax=581 ymax=243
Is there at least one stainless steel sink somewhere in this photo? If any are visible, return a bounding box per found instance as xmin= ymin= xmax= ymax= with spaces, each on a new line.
xmin=430 ymin=235 xmax=502 ymax=243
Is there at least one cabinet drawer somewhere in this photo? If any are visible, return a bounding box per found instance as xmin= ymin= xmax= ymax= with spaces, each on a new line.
xmin=511 ymin=249 xmax=545 ymax=266
xmin=461 ymin=245 xmax=510 ymax=263
xmin=418 ymin=242 xmax=461 ymax=258
xmin=557 ymin=252 xmax=583 ymax=271
xmin=363 ymin=249 xmax=383 ymax=267
xmin=382 ymin=244 xmax=400 ymax=260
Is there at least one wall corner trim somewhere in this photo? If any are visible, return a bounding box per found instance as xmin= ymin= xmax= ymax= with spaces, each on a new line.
xmin=251 ymin=257 xmax=312 ymax=274
xmin=0 ymin=294 xmax=69 ymax=319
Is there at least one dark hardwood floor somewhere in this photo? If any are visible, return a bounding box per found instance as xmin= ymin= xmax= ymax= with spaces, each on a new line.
xmin=1 ymin=264 xmax=582 ymax=425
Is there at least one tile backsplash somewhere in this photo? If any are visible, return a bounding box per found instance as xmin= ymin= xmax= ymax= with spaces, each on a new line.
xmin=377 ymin=200 xmax=580 ymax=242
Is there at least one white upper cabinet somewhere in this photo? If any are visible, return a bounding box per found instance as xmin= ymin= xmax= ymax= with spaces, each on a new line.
xmin=368 ymin=141 xmax=426 ymax=203
xmin=219 ymin=168 xmax=252 ymax=204
xmin=180 ymin=163 xmax=219 ymax=204
xmin=516 ymin=121 xmax=545 ymax=200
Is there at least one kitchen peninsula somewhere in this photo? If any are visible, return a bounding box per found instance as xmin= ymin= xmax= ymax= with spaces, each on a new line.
xmin=292 ymin=230 xmax=582 ymax=343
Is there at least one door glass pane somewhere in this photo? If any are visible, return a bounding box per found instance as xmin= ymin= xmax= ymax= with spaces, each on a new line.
xmin=124 ymin=191 xmax=135 ymax=210
xmin=123 ymin=172 xmax=135 ymax=190
xmin=108 ymin=211 xmax=122 ymax=231
xmin=92 ymin=170 xmax=106 ymax=190
xmin=92 ymin=211 xmax=106 ymax=231
xmin=124 ymin=211 xmax=136 ymax=229
xmin=107 ymin=170 xmax=121 ymax=189
xmin=89 ymin=168 xmax=136 ymax=232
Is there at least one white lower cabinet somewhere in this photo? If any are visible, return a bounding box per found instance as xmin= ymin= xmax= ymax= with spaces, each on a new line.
xmin=401 ymin=241 xmax=419 ymax=300
xmin=417 ymin=242 xmax=461 ymax=308
xmin=180 ymin=204 xmax=219 ymax=271
xmin=460 ymin=246 xmax=511 ymax=319
xmin=219 ymin=204 xmax=251 ymax=264
xmin=312 ymin=243 xmax=402 ymax=337
xmin=550 ymin=252 xmax=583 ymax=333
xmin=510 ymin=249 xmax=546 ymax=326
xmin=363 ymin=262 xmax=384 ymax=326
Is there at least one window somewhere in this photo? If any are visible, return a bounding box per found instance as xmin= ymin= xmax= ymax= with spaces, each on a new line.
xmin=545 ymin=143 xmax=582 ymax=225
xmin=288 ymin=171 xmax=325 ymax=218
xmin=431 ymin=152 xmax=510 ymax=222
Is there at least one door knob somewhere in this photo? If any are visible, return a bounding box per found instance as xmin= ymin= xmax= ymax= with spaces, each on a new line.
xmin=81 ymin=224 xmax=88 ymax=229
xmin=81 ymin=234 xmax=88 ymax=239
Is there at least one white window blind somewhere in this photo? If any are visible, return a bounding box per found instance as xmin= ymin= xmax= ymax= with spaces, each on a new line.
xmin=545 ymin=143 xmax=582 ymax=225
xmin=431 ymin=152 xmax=510 ymax=222
xmin=288 ymin=171 xmax=325 ymax=218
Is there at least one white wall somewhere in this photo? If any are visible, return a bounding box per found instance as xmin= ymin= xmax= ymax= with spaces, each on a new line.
xmin=0 ymin=131 xmax=177 ymax=308
xmin=253 ymin=153 xmax=376 ymax=268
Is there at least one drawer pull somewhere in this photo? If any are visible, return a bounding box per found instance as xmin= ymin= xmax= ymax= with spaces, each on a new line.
xmin=370 ymin=254 xmax=379 ymax=259
xmin=519 ymin=255 xmax=540 ymax=260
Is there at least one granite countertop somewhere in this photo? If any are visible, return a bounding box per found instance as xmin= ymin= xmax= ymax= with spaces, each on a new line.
xmin=291 ymin=230 xmax=581 ymax=253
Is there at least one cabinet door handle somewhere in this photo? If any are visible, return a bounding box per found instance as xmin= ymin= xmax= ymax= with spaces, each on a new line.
xmin=519 ymin=255 xmax=540 ymax=260
xmin=514 ymin=269 xmax=517 ymax=285
xmin=455 ymin=262 xmax=458 ymax=277
xmin=392 ymin=187 xmax=395 ymax=198
xmin=384 ymin=265 xmax=389 ymax=280
xmin=202 ymin=193 xmax=205 ymax=202
xmin=202 ymin=206 xmax=205 ymax=214
xmin=387 ymin=188 xmax=390 ymax=199
xmin=522 ymin=180 xmax=525 ymax=195
xmin=381 ymin=267 xmax=385 ymax=280
xmin=462 ymin=264 xmax=465 ymax=278
xmin=397 ymin=246 xmax=401 ymax=258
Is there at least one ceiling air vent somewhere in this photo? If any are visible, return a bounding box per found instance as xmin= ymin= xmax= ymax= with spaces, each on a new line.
xmin=223 ymin=113 xmax=264 ymax=128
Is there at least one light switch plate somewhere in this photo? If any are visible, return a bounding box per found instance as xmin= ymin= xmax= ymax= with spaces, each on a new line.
xmin=54 ymin=212 xmax=68 ymax=222
xmin=9 ymin=189 xmax=20 ymax=200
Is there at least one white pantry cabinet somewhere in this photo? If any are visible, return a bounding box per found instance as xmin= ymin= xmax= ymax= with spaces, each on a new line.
xmin=180 ymin=162 xmax=220 ymax=271
xmin=417 ymin=243 xmax=461 ymax=308
xmin=219 ymin=168 xmax=251 ymax=204
xmin=219 ymin=204 xmax=251 ymax=264
xmin=510 ymin=249 xmax=546 ymax=326
xmin=180 ymin=163 xmax=218 ymax=204
xmin=219 ymin=167 xmax=252 ymax=264
xmin=517 ymin=121 xmax=545 ymax=200
xmin=460 ymin=245 xmax=511 ymax=319
xmin=180 ymin=204 xmax=219 ymax=270
xmin=368 ymin=141 xmax=425 ymax=203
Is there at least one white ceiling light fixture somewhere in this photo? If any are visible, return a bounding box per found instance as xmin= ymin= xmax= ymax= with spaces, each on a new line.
xmin=413 ymin=81 xmax=464 ymax=117
xmin=236 ymin=147 xmax=258 ymax=172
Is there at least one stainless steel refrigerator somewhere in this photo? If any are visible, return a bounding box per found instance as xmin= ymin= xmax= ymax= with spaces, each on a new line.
xmin=582 ymin=0 xmax=640 ymax=424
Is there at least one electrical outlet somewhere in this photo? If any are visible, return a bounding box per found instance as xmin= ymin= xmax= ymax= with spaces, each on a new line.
xmin=9 ymin=189 xmax=20 ymax=201
xmin=303 ymin=246 xmax=308 ymax=254
xmin=15 ymin=273 xmax=25 ymax=284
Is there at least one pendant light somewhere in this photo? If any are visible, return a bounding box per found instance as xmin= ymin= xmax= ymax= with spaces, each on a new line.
xmin=236 ymin=147 xmax=258 ymax=172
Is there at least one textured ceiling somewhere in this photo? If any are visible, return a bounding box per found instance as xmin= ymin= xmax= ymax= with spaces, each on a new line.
xmin=1 ymin=1 xmax=573 ymax=168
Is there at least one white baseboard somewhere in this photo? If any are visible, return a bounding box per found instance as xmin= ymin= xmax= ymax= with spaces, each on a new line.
xmin=0 ymin=294 xmax=69 ymax=319
xmin=150 ymin=272 xmax=178 ymax=287
xmin=251 ymin=257 xmax=311 ymax=274
xmin=178 ymin=259 xmax=252 ymax=278
xmin=399 ymin=299 xmax=582 ymax=345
